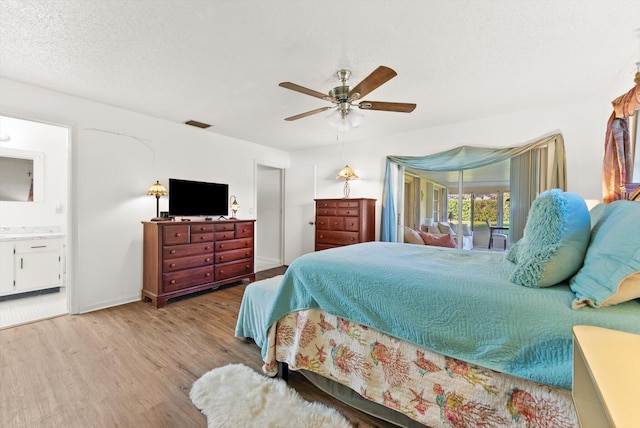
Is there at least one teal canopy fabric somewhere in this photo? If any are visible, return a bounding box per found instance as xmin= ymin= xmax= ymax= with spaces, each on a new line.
xmin=381 ymin=133 xmax=565 ymax=241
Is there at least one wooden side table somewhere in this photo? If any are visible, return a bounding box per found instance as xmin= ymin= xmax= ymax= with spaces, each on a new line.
xmin=572 ymin=325 xmax=640 ymax=427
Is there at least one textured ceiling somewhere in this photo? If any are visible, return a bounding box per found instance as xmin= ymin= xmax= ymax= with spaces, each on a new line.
xmin=1 ymin=0 xmax=639 ymax=152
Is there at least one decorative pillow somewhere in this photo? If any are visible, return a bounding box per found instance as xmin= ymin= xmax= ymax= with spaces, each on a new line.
xmin=426 ymin=225 xmax=441 ymax=234
xmin=437 ymin=222 xmax=452 ymax=234
xmin=508 ymin=189 xmax=591 ymax=288
xmin=570 ymin=201 xmax=640 ymax=308
xmin=403 ymin=227 xmax=425 ymax=245
xmin=417 ymin=230 xmax=457 ymax=248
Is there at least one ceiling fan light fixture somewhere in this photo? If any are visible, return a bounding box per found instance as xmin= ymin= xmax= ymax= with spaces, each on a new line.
xmin=347 ymin=108 xmax=364 ymax=128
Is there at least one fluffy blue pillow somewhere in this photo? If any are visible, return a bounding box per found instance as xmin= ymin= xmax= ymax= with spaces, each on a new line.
xmin=508 ymin=190 xmax=591 ymax=287
xmin=570 ymin=201 xmax=640 ymax=308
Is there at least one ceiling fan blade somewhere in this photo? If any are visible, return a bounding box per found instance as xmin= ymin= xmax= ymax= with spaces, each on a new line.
xmin=348 ymin=66 xmax=397 ymax=99
xmin=357 ymin=101 xmax=416 ymax=113
xmin=279 ymin=82 xmax=334 ymax=101
xmin=284 ymin=106 xmax=333 ymax=121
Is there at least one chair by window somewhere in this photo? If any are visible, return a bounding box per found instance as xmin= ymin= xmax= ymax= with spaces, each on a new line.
xmin=486 ymin=220 xmax=508 ymax=250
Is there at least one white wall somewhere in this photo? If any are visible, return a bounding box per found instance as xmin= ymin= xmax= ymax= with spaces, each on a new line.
xmin=0 ymin=77 xmax=289 ymax=313
xmin=284 ymin=93 xmax=616 ymax=264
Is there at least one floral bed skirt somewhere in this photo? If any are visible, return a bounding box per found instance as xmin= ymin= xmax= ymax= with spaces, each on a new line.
xmin=263 ymin=309 xmax=578 ymax=427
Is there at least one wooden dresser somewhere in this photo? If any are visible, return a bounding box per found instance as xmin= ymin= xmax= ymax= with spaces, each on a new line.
xmin=314 ymin=198 xmax=376 ymax=251
xmin=142 ymin=219 xmax=255 ymax=308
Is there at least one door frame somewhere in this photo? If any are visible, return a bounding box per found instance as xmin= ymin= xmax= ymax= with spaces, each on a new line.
xmin=254 ymin=159 xmax=286 ymax=271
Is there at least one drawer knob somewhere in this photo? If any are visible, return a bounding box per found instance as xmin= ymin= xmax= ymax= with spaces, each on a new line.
xmin=205 ymin=258 xmax=211 ymax=262
xmin=200 ymin=236 xmax=205 ymax=240
xmin=245 ymin=252 xmax=250 ymax=257
xmin=175 ymin=233 xmax=181 ymax=237
xmin=219 ymin=256 xmax=224 ymax=261
xmin=319 ymin=235 xmax=324 ymax=238
xmin=170 ymin=263 xmax=176 ymax=267
xmin=205 ymin=273 xmax=211 ymax=277
xmin=170 ymin=280 xmax=176 ymax=285
xmin=170 ymin=250 xmax=176 ymax=254
xmin=205 ymin=246 xmax=211 ymax=250
xmin=219 ymin=244 xmax=224 ymax=248
xmin=351 ymin=238 xmax=355 ymax=241
xmin=200 ymin=227 xmax=206 ymax=231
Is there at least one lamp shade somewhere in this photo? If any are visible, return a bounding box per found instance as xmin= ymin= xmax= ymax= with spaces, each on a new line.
xmin=147 ymin=181 xmax=168 ymax=220
xmin=147 ymin=181 xmax=168 ymax=196
xmin=336 ymin=165 xmax=358 ymax=181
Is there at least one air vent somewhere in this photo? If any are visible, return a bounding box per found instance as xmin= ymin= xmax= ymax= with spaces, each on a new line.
xmin=184 ymin=120 xmax=212 ymax=129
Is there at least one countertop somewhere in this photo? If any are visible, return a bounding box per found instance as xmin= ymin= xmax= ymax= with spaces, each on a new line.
xmin=0 ymin=232 xmax=65 ymax=242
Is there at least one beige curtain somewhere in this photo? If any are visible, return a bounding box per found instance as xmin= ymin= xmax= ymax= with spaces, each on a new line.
xmin=509 ymin=137 xmax=566 ymax=242
xmin=603 ymin=72 xmax=640 ymax=203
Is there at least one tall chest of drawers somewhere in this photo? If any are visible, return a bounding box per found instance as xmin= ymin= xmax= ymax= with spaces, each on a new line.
xmin=314 ymin=198 xmax=376 ymax=251
xmin=142 ymin=219 xmax=255 ymax=308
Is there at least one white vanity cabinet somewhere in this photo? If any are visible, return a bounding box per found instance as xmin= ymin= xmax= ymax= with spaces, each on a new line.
xmin=0 ymin=236 xmax=63 ymax=297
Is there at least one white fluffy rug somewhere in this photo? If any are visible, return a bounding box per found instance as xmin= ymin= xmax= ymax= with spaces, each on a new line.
xmin=190 ymin=364 xmax=352 ymax=428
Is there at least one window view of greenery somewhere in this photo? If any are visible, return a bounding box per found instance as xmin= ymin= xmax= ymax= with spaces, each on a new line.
xmin=447 ymin=192 xmax=510 ymax=234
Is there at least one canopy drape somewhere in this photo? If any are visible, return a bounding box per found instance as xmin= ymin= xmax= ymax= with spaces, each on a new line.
xmin=603 ymin=71 xmax=640 ymax=203
xmin=381 ymin=133 xmax=566 ymax=242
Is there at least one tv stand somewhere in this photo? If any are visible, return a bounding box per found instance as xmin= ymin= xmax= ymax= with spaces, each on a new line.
xmin=141 ymin=219 xmax=255 ymax=308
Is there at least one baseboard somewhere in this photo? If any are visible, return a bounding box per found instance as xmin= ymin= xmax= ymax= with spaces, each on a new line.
xmin=77 ymin=294 xmax=141 ymax=314
xmin=256 ymin=256 xmax=282 ymax=272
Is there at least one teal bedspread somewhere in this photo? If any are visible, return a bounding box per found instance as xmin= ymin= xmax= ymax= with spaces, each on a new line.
xmin=260 ymin=242 xmax=640 ymax=389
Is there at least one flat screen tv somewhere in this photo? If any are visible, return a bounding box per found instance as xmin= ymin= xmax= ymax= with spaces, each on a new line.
xmin=168 ymin=178 xmax=229 ymax=217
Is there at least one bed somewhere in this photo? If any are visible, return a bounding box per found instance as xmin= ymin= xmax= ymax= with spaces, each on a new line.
xmin=236 ymin=192 xmax=640 ymax=427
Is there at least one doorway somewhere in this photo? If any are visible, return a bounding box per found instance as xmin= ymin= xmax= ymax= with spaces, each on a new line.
xmin=255 ymin=163 xmax=284 ymax=272
xmin=0 ymin=115 xmax=71 ymax=329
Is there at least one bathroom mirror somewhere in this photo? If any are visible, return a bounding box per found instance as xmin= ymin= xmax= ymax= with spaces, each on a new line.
xmin=0 ymin=149 xmax=44 ymax=202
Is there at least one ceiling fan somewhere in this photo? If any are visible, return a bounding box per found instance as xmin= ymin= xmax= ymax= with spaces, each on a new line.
xmin=279 ymin=66 xmax=417 ymax=123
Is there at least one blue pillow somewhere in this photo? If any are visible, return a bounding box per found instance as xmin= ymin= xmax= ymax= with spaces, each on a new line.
xmin=570 ymin=201 xmax=640 ymax=308
xmin=508 ymin=190 xmax=591 ymax=287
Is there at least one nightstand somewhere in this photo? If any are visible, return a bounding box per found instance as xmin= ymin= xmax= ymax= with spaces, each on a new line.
xmin=572 ymin=325 xmax=640 ymax=427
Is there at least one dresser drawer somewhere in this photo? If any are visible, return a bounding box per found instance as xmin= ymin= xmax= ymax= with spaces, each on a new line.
xmin=215 ymin=247 xmax=253 ymax=264
xmin=214 ymin=231 xmax=235 ymax=241
xmin=163 ymin=242 xmax=213 ymax=259
xmin=316 ymin=200 xmax=338 ymax=209
xmin=191 ymin=232 xmax=214 ymax=243
xmin=344 ymin=217 xmax=359 ymax=231
xmin=317 ymin=208 xmax=337 ymax=216
xmin=214 ymin=223 xmax=235 ymax=232
xmin=235 ymin=222 xmax=254 ymax=238
xmin=192 ymin=224 xmax=215 ymax=233
xmin=316 ymin=216 xmax=343 ymax=230
xmin=215 ymin=260 xmax=254 ymax=281
xmin=163 ymin=225 xmax=190 ymax=245
xmin=316 ymin=230 xmax=359 ymax=246
xmin=215 ymin=238 xmax=253 ymax=252
xmin=337 ymin=207 xmax=359 ymax=216
xmin=337 ymin=201 xmax=360 ymax=208
xmin=163 ymin=254 xmax=213 ymax=272
xmin=162 ymin=266 xmax=214 ymax=292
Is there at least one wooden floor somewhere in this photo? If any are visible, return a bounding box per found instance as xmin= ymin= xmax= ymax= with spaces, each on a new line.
xmin=0 ymin=267 xmax=397 ymax=428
